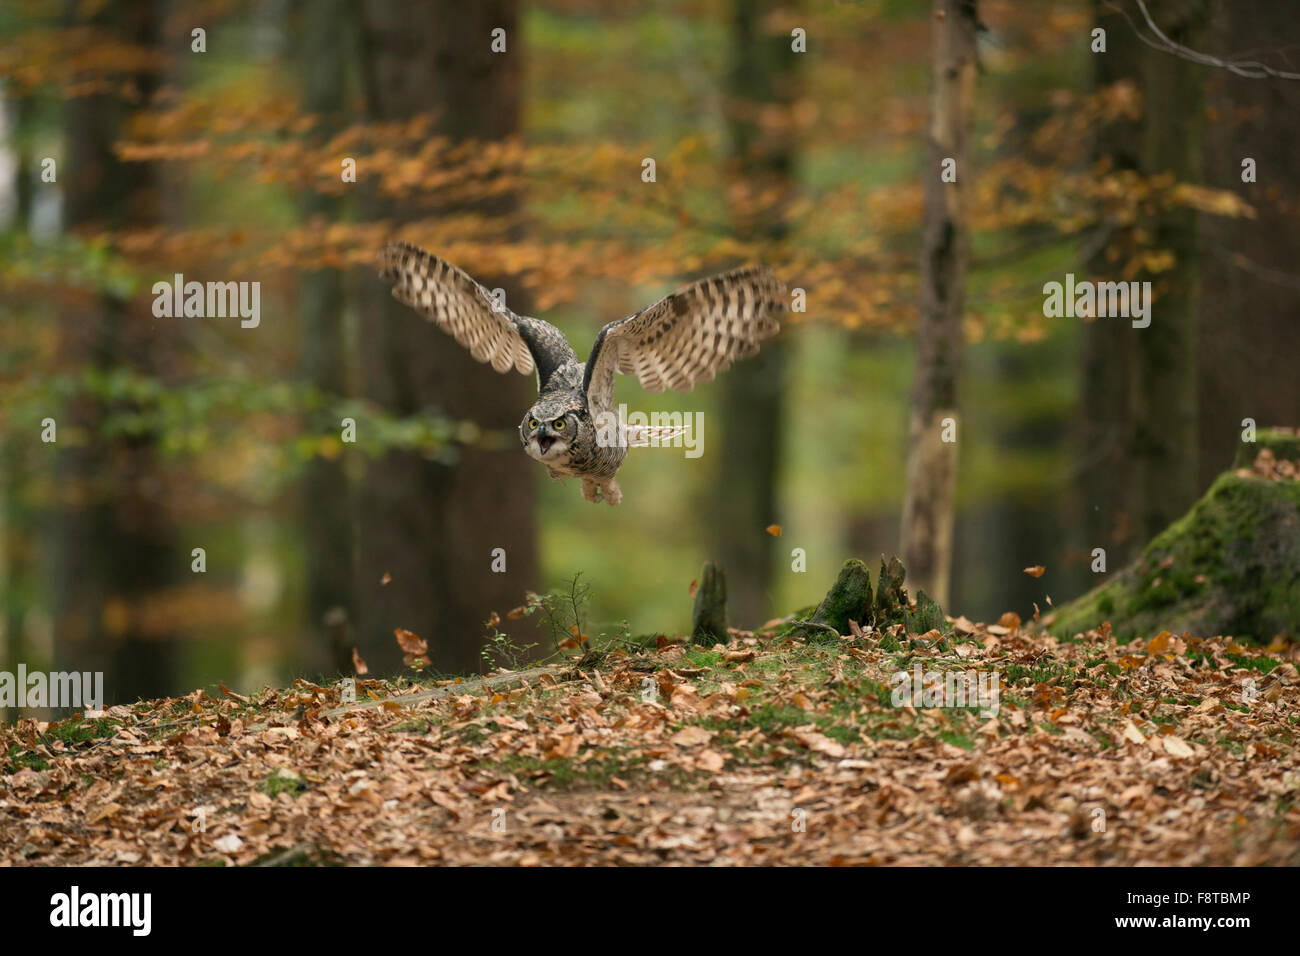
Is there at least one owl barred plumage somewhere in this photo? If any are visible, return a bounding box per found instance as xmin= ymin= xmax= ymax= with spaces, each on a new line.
xmin=377 ymin=241 xmax=785 ymax=504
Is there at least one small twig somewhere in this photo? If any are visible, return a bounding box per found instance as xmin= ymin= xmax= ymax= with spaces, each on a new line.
xmin=1105 ymin=0 xmax=1300 ymax=80
xmin=255 ymin=843 xmax=315 ymax=868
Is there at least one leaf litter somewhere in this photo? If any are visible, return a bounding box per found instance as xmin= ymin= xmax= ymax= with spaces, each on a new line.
xmin=1 ymin=617 xmax=1297 ymax=866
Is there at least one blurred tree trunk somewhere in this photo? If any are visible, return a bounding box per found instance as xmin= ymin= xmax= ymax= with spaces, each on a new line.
xmin=54 ymin=0 xmax=179 ymax=705
xmin=900 ymin=0 xmax=978 ymax=609
xmin=295 ymin=0 xmax=355 ymax=675
xmin=1130 ymin=0 xmax=1206 ymax=543
xmin=1079 ymin=0 xmax=1142 ymax=567
xmin=1198 ymin=0 xmax=1300 ymax=487
xmin=354 ymin=0 xmax=538 ymax=675
xmin=2 ymin=94 xmax=35 ymax=707
xmin=714 ymin=0 xmax=799 ymax=629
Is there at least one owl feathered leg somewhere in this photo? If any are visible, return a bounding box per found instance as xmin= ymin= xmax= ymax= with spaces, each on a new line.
xmin=580 ymin=476 xmax=622 ymax=505
xmin=599 ymin=478 xmax=622 ymax=506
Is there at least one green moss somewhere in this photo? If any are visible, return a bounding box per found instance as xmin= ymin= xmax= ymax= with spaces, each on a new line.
xmin=903 ymin=589 xmax=947 ymax=635
xmin=789 ymin=558 xmax=872 ymax=642
xmin=261 ymin=770 xmax=308 ymax=798
xmin=874 ymin=555 xmax=908 ymax=620
xmin=1051 ymin=472 xmax=1300 ymax=643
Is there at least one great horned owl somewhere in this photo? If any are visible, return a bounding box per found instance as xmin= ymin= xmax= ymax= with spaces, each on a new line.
xmin=378 ymin=241 xmax=784 ymax=504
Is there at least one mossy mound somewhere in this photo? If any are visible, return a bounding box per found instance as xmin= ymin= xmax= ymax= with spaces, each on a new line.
xmin=1050 ymin=470 xmax=1300 ymax=642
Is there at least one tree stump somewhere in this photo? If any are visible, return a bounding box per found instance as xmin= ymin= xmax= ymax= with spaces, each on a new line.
xmin=789 ymin=558 xmax=873 ymax=642
xmin=691 ymin=562 xmax=729 ymax=645
xmin=875 ymin=554 xmax=909 ymax=621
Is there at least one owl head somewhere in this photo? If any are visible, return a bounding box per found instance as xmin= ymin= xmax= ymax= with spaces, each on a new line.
xmin=521 ymin=399 xmax=581 ymax=464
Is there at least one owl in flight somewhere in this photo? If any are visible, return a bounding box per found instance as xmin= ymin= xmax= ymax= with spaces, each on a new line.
xmin=378 ymin=242 xmax=785 ymax=504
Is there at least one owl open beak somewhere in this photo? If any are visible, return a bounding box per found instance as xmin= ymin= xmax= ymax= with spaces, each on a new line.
xmin=537 ymin=435 xmax=556 ymax=454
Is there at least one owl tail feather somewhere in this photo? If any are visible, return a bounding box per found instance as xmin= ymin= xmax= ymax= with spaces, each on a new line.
xmin=624 ymin=424 xmax=689 ymax=447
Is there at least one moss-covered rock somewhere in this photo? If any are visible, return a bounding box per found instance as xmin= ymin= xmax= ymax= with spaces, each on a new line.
xmin=1050 ymin=471 xmax=1300 ymax=642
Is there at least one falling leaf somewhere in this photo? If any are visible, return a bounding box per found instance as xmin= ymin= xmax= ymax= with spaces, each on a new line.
xmin=380 ymin=572 xmax=392 ymax=586
xmin=765 ymin=524 xmax=782 ymax=537
xmin=1023 ymin=565 xmax=1046 ymax=578
xmin=351 ymin=648 xmax=368 ymax=675
xmin=688 ymin=579 xmax=698 ymax=599
xmin=394 ymin=628 xmax=425 ymax=655
xmin=997 ymin=612 xmax=1021 ymax=630
xmin=394 ymin=628 xmax=430 ymax=670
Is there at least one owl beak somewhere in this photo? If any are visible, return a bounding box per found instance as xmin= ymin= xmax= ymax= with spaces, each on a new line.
xmin=537 ymin=435 xmax=556 ymax=454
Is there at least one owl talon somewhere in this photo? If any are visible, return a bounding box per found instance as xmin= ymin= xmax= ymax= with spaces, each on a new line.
xmin=581 ymin=478 xmax=602 ymax=503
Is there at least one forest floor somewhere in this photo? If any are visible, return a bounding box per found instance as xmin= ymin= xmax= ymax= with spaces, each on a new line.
xmin=2 ymin=618 xmax=1298 ymax=866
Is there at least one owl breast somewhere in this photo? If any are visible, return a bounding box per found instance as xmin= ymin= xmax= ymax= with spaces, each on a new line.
xmin=545 ymin=406 xmax=625 ymax=479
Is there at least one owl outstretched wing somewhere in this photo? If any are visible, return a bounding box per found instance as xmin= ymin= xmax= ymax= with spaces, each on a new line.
xmin=582 ymin=266 xmax=785 ymax=411
xmin=378 ymin=241 xmax=576 ymax=392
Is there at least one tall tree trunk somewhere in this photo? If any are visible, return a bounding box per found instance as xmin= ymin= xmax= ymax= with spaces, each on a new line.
xmin=295 ymin=0 xmax=355 ymax=675
xmin=1130 ymin=0 xmax=1206 ymax=542
xmin=2 ymin=93 xmax=35 ymax=721
xmin=54 ymin=0 xmax=179 ymax=706
xmin=1197 ymin=0 xmax=1300 ymax=488
xmin=713 ymin=0 xmax=799 ymax=628
xmin=900 ymin=0 xmax=978 ymax=609
xmin=354 ymin=0 xmax=538 ymax=675
xmin=1078 ymin=0 xmax=1143 ymax=568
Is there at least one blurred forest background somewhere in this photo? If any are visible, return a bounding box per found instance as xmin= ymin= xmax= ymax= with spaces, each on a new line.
xmin=1 ymin=0 xmax=1297 ymax=711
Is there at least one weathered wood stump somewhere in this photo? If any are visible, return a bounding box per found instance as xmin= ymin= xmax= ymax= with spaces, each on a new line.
xmin=789 ymin=555 xmax=947 ymax=642
xmin=691 ymin=562 xmax=729 ymax=645
xmin=789 ymin=558 xmax=873 ymax=641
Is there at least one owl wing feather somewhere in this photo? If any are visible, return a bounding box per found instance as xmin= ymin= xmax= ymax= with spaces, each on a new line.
xmin=582 ymin=266 xmax=785 ymax=411
xmin=378 ymin=241 xmax=576 ymax=392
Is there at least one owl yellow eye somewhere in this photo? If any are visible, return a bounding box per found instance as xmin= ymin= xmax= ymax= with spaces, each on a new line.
xmin=528 ymin=418 xmax=539 ymax=430
xmin=553 ymin=418 xmax=566 ymax=430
